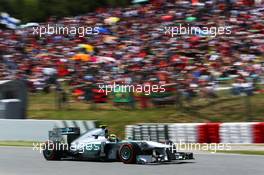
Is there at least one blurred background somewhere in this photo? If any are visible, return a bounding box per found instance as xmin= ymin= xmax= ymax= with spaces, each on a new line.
xmin=0 ymin=0 xmax=263 ymax=136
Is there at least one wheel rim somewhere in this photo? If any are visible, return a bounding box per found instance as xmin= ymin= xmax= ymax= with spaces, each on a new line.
xmin=44 ymin=149 xmax=53 ymax=157
xmin=120 ymin=146 xmax=132 ymax=160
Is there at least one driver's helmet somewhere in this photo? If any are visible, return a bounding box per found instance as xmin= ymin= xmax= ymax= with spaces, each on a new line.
xmin=109 ymin=134 xmax=117 ymax=142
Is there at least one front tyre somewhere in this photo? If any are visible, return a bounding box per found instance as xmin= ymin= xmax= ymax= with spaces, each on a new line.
xmin=119 ymin=143 xmax=138 ymax=164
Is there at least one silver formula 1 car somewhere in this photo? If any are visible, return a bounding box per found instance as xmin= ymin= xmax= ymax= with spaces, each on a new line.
xmin=43 ymin=126 xmax=194 ymax=164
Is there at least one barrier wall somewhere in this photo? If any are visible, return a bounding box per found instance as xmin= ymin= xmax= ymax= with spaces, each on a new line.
xmin=126 ymin=124 xmax=169 ymax=142
xmin=0 ymin=119 xmax=97 ymax=141
xmin=219 ymin=122 xmax=256 ymax=143
xmin=126 ymin=122 xmax=264 ymax=143
xmin=168 ymin=123 xmax=201 ymax=143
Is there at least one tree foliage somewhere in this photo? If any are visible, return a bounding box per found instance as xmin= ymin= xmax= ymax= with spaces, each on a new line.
xmin=0 ymin=0 xmax=129 ymax=22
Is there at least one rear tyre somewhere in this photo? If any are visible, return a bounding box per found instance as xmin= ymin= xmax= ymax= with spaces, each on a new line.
xmin=119 ymin=143 xmax=139 ymax=164
xmin=43 ymin=141 xmax=62 ymax=160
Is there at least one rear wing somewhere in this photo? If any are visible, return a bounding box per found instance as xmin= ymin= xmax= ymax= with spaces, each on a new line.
xmin=49 ymin=127 xmax=80 ymax=144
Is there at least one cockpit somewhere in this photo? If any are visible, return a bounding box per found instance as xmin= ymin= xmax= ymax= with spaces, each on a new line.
xmin=71 ymin=127 xmax=108 ymax=146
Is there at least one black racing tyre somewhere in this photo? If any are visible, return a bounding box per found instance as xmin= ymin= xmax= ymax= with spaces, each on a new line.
xmin=43 ymin=141 xmax=62 ymax=161
xmin=166 ymin=148 xmax=174 ymax=161
xmin=119 ymin=143 xmax=139 ymax=164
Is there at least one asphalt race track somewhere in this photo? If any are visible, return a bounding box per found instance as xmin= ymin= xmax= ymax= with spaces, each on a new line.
xmin=0 ymin=147 xmax=263 ymax=175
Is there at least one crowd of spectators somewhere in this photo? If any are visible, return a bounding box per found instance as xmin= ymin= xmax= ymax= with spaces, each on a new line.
xmin=0 ymin=0 xmax=263 ymax=108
